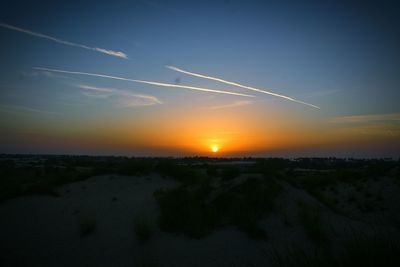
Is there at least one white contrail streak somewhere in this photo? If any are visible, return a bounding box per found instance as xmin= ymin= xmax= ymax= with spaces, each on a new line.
xmin=34 ymin=67 xmax=255 ymax=98
xmin=0 ymin=22 xmax=128 ymax=59
xmin=166 ymin=65 xmax=320 ymax=109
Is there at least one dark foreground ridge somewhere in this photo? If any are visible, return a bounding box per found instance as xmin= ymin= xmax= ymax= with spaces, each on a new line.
xmin=1 ymin=155 xmax=400 ymax=266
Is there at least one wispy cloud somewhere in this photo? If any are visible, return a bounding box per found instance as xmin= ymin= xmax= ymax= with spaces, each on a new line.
xmin=0 ymin=22 xmax=128 ymax=59
xmin=91 ymin=48 xmax=127 ymax=59
xmin=21 ymin=70 xmax=76 ymax=80
xmin=35 ymin=67 xmax=255 ymax=98
xmin=81 ymin=92 xmax=111 ymax=99
xmin=78 ymin=84 xmax=115 ymax=93
xmin=166 ymin=65 xmax=320 ymax=109
xmin=330 ymin=113 xmax=400 ymax=124
xmin=121 ymin=94 xmax=161 ymax=107
xmin=0 ymin=104 xmax=57 ymax=115
xmin=77 ymin=84 xmax=162 ymax=107
xmin=204 ymin=100 xmax=253 ymax=110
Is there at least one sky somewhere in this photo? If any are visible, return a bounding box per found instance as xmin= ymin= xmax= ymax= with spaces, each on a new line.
xmin=0 ymin=0 xmax=399 ymax=157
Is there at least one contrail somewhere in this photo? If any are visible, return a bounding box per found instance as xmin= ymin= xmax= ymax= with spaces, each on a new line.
xmin=34 ymin=67 xmax=255 ymax=98
xmin=166 ymin=65 xmax=320 ymax=109
xmin=0 ymin=22 xmax=128 ymax=59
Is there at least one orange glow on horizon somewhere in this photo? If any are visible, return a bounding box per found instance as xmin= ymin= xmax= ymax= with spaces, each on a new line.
xmin=29 ymin=101 xmax=398 ymax=157
xmin=64 ymin=106 xmax=311 ymax=156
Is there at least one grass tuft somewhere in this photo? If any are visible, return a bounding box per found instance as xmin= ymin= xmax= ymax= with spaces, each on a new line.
xmin=134 ymin=214 xmax=153 ymax=243
xmin=297 ymin=201 xmax=327 ymax=244
xmin=79 ymin=213 xmax=96 ymax=237
xmin=271 ymin=234 xmax=400 ymax=267
xmin=155 ymin=177 xmax=281 ymax=239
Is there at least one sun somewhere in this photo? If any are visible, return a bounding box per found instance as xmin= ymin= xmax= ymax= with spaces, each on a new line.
xmin=211 ymin=145 xmax=219 ymax=153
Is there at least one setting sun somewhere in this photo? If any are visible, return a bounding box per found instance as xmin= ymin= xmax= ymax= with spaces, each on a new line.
xmin=211 ymin=145 xmax=219 ymax=153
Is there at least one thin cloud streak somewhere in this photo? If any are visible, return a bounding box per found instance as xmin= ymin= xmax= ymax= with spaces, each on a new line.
xmin=21 ymin=70 xmax=75 ymax=80
xmin=204 ymin=100 xmax=253 ymax=110
xmin=0 ymin=22 xmax=128 ymax=59
xmin=77 ymin=84 xmax=162 ymax=106
xmin=81 ymin=92 xmax=110 ymax=99
xmin=78 ymin=84 xmax=115 ymax=93
xmin=34 ymin=67 xmax=255 ymax=98
xmin=166 ymin=65 xmax=320 ymax=109
xmin=0 ymin=104 xmax=57 ymax=115
xmin=330 ymin=113 xmax=400 ymax=124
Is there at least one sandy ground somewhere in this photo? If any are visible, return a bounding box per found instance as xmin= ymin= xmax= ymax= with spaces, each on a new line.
xmin=1 ymin=174 xmax=400 ymax=267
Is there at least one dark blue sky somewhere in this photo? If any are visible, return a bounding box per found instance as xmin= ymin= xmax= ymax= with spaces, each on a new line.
xmin=0 ymin=0 xmax=399 ymax=156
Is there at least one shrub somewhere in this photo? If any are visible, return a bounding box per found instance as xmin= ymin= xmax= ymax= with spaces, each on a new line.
xmin=79 ymin=213 xmax=96 ymax=237
xmin=155 ymin=160 xmax=207 ymax=185
xmin=206 ymin=165 xmax=218 ymax=177
xmin=221 ymin=166 xmax=240 ymax=181
xmin=155 ymin=185 xmax=216 ymax=238
xmin=297 ymin=201 xmax=326 ymax=244
xmin=0 ymin=161 xmax=90 ymax=202
xmin=271 ymin=235 xmax=400 ymax=267
xmin=340 ymin=235 xmax=400 ymax=266
xmin=134 ymin=214 xmax=153 ymax=243
xmin=271 ymin=246 xmax=332 ymax=267
xmin=155 ymin=177 xmax=281 ymax=239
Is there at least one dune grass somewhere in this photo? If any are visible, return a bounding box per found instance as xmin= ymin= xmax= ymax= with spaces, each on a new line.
xmin=79 ymin=213 xmax=97 ymax=237
xmin=297 ymin=201 xmax=327 ymax=244
xmin=271 ymin=246 xmax=330 ymax=267
xmin=0 ymin=162 xmax=90 ymax=202
xmin=155 ymin=159 xmax=210 ymax=185
xmin=137 ymin=255 xmax=159 ymax=267
xmin=154 ymin=183 xmax=216 ymax=238
xmin=134 ymin=214 xmax=154 ymax=243
xmin=271 ymin=233 xmax=400 ymax=267
xmin=155 ymin=176 xmax=281 ymax=239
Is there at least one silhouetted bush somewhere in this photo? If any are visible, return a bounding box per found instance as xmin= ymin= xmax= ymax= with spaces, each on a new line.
xmin=0 ymin=161 xmax=90 ymax=202
xmin=155 ymin=159 xmax=207 ymax=185
xmin=206 ymin=165 xmax=218 ymax=177
xmin=220 ymin=166 xmax=240 ymax=181
xmin=271 ymin=234 xmax=400 ymax=267
xmin=134 ymin=214 xmax=153 ymax=243
xmin=117 ymin=158 xmax=154 ymax=175
xmin=297 ymin=201 xmax=326 ymax=244
xmin=155 ymin=184 xmax=216 ymax=238
xmin=155 ymin=177 xmax=281 ymax=239
xmin=255 ymin=158 xmax=290 ymax=176
xmin=79 ymin=213 xmax=96 ymax=237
